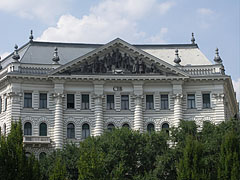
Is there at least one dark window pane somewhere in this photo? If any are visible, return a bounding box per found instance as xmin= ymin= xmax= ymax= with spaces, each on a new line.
xmin=162 ymin=123 xmax=169 ymax=135
xmin=67 ymin=94 xmax=75 ymax=109
xmin=121 ymin=95 xmax=129 ymax=110
xmin=82 ymin=94 xmax=89 ymax=109
xmin=203 ymin=94 xmax=210 ymax=108
xmin=82 ymin=123 xmax=90 ymax=139
xmin=107 ymin=95 xmax=114 ymax=110
xmin=146 ymin=95 xmax=154 ymax=110
xmin=0 ymin=97 xmax=2 ymax=113
xmin=187 ymin=94 xmax=196 ymax=109
xmin=5 ymin=98 xmax=7 ymax=110
xmin=67 ymin=123 xmax=75 ymax=139
xmin=39 ymin=152 xmax=46 ymax=160
xmin=39 ymin=123 xmax=47 ymax=136
xmin=161 ymin=95 xmax=168 ymax=109
xmin=24 ymin=122 xmax=32 ymax=136
xmin=122 ymin=123 xmax=130 ymax=129
xmin=39 ymin=93 xmax=47 ymax=109
xmin=107 ymin=123 xmax=115 ymax=131
xmin=147 ymin=123 xmax=154 ymax=133
xmin=24 ymin=93 xmax=32 ymax=108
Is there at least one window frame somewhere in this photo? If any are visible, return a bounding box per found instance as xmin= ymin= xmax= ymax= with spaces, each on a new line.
xmin=82 ymin=123 xmax=90 ymax=139
xmin=146 ymin=94 xmax=154 ymax=110
xmin=121 ymin=94 xmax=129 ymax=110
xmin=24 ymin=92 xmax=32 ymax=108
xmin=67 ymin=123 xmax=75 ymax=139
xmin=202 ymin=93 xmax=211 ymax=109
xmin=147 ymin=123 xmax=155 ymax=133
xmin=39 ymin=93 xmax=48 ymax=109
xmin=39 ymin=122 xmax=47 ymax=136
xmin=187 ymin=94 xmax=196 ymax=109
xmin=24 ymin=122 xmax=32 ymax=136
xmin=107 ymin=123 xmax=115 ymax=131
xmin=81 ymin=94 xmax=90 ymax=110
xmin=67 ymin=94 xmax=75 ymax=109
xmin=160 ymin=94 xmax=169 ymax=110
xmin=106 ymin=95 xmax=115 ymax=110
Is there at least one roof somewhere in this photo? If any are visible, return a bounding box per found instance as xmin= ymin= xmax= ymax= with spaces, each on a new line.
xmin=0 ymin=38 xmax=213 ymax=68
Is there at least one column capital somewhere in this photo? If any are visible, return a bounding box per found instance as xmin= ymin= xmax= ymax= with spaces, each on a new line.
xmin=212 ymin=93 xmax=224 ymax=101
xmin=52 ymin=92 xmax=64 ymax=99
xmin=172 ymin=93 xmax=183 ymax=99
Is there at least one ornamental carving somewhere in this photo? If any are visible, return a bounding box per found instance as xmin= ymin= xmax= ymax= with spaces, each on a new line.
xmin=59 ymin=48 xmax=177 ymax=76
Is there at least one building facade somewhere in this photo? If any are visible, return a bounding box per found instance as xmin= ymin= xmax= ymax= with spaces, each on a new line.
xmin=0 ymin=35 xmax=238 ymax=157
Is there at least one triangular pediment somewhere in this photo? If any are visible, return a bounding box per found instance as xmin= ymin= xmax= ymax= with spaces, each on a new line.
xmin=50 ymin=38 xmax=189 ymax=77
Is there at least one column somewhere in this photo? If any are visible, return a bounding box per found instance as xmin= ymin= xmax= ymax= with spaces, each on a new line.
xmin=213 ymin=93 xmax=225 ymax=124
xmin=53 ymin=92 xmax=64 ymax=149
xmin=93 ymin=95 xmax=104 ymax=136
xmin=173 ymin=94 xmax=183 ymax=127
xmin=133 ymin=95 xmax=144 ymax=132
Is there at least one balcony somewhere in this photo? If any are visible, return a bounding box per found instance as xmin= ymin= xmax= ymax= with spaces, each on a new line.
xmin=23 ymin=136 xmax=51 ymax=147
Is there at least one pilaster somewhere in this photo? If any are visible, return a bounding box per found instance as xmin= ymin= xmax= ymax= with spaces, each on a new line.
xmin=213 ymin=93 xmax=225 ymax=124
xmin=172 ymin=81 xmax=183 ymax=127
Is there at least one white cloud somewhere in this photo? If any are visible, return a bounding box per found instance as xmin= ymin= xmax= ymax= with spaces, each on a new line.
xmin=147 ymin=27 xmax=168 ymax=43
xmin=197 ymin=8 xmax=216 ymax=29
xmin=233 ymin=78 xmax=240 ymax=103
xmin=38 ymin=0 xmax=175 ymax=43
xmin=0 ymin=52 xmax=10 ymax=60
xmin=158 ymin=1 xmax=175 ymax=15
xmin=0 ymin=0 xmax=70 ymax=23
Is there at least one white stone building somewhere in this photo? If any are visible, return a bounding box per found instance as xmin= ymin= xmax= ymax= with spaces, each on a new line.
xmin=0 ymin=33 xmax=238 ymax=157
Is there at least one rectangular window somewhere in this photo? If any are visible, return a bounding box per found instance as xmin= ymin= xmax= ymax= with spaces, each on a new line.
xmin=24 ymin=93 xmax=32 ymax=108
xmin=121 ymin=95 xmax=129 ymax=110
xmin=67 ymin=94 xmax=75 ymax=109
xmin=39 ymin=93 xmax=47 ymax=109
xmin=81 ymin=94 xmax=89 ymax=110
xmin=0 ymin=97 xmax=2 ymax=113
xmin=107 ymin=95 xmax=114 ymax=110
xmin=161 ymin=94 xmax=169 ymax=109
xmin=187 ymin=94 xmax=196 ymax=109
xmin=203 ymin=93 xmax=211 ymax=108
xmin=5 ymin=98 xmax=7 ymax=111
xmin=146 ymin=95 xmax=154 ymax=110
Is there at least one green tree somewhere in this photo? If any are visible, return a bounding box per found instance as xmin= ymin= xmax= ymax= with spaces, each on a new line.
xmin=49 ymin=157 xmax=67 ymax=180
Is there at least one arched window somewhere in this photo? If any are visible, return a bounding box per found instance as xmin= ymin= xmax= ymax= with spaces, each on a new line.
xmin=3 ymin=123 xmax=6 ymax=136
xmin=147 ymin=123 xmax=154 ymax=133
xmin=24 ymin=122 xmax=32 ymax=136
xmin=107 ymin=123 xmax=115 ymax=131
xmin=39 ymin=152 xmax=46 ymax=160
xmin=39 ymin=123 xmax=47 ymax=136
xmin=82 ymin=123 xmax=90 ymax=139
xmin=25 ymin=152 xmax=31 ymax=158
xmin=67 ymin=123 xmax=75 ymax=139
xmin=122 ymin=123 xmax=130 ymax=129
xmin=162 ymin=123 xmax=169 ymax=135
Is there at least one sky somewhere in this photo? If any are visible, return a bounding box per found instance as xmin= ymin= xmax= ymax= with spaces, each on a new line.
xmin=0 ymin=0 xmax=239 ymax=103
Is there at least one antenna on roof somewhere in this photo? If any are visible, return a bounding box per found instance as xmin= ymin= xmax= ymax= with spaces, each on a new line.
xmin=191 ymin=32 xmax=195 ymax=44
xmin=174 ymin=49 xmax=181 ymax=66
xmin=52 ymin=47 xmax=60 ymax=64
xmin=29 ymin=30 xmax=34 ymax=42
xmin=12 ymin=44 xmax=20 ymax=62
xmin=214 ymin=48 xmax=222 ymax=64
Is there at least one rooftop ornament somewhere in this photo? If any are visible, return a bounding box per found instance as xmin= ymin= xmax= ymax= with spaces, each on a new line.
xmin=191 ymin=32 xmax=195 ymax=44
xmin=12 ymin=44 xmax=20 ymax=62
xmin=214 ymin=48 xmax=222 ymax=64
xmin=52 ymin=47 xmax=60 ymax=64
xmin=29 ymin=30 xmax=34 ymax=42
xmin=174 ymin=49 xmax=181 ymax=65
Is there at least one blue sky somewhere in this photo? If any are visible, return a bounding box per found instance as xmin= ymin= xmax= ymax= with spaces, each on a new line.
xmin=0 ymin=0 xmax=239 ymax=101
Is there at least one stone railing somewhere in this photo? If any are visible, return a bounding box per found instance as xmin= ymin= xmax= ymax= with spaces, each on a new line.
xmin=182 ymin=64 xmax=225 ymax=76
xmin=23 ymin=136 xmax=51 ymax=144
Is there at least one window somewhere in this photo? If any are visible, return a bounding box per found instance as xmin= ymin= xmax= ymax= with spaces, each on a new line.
xmin=146 ymin=95 xmax=154 ymax=110
xmin=4 ymin=98 xmax=7 ymax=111
xmin=67 ymin=94 xmax=75 ymax=109
xmin=39 ymin=152 xmax=46 ymax=160
xmin=187 ymin=94 xmax=196 ymax=109
xmin=122 ymin=123 xmax=130 ymax=129
xmin=24 ymin=122 xmax=32 ymax=136
xmin=39 ymin=93 xmax=47 ymax=109
xmin=24 ymin=93 xmax=32 ymax=108
xmin=82 ymin=123 xmax=90 ymax=139
xmin=147 ymin=123 xmax=155 ymax=133
xmin=107 ymin=123 xmax=115 ymax=131
xmin=25 ymin=152 xmax=31 ymax=158
xmin=67 ymin=123 xmax=75 ymax=139
xmin=161 ymin=94 xmax=169 ymax=109
xmin=121 ymin=95 xmax=129 ymax=110
xmin=81 ymin=94 xmax=89 ymax=110
xmin=203 ymin=93 xmax=211 ymax=108
xmin=162 ymin=123 xmax=169 ymax=135
xmin=107 ymin=95 xmax=114 ymax=110
xmin=39 ymin=123 xmax=47 ymax=136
